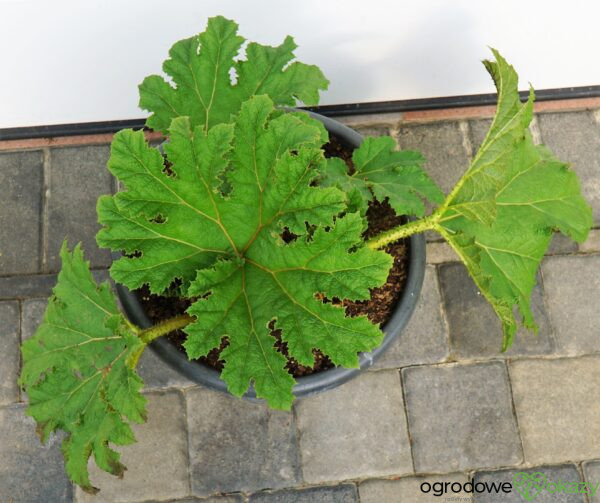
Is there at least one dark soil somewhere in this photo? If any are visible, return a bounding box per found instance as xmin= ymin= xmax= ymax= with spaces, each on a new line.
xmin=323 ymin=135 xmax=356 ymax=174
xmin=136 ymin=135 xmax=409 ymax=378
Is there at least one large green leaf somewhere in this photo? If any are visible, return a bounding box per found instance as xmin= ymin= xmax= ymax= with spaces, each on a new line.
xmin=97 ymin=98 xmax=342 ymax=294
xmin=96 ymin=121 xmax=236 ymax=293
xmin=19 ymin=242 xmax=147 ymax=494
xmin=320 ymin=136 xmax=443 ymax=216
xmin=186 ymin=212 xmax=391 ymax=409
xmin=98 ymin=95 xmax=392 ymax=408
xmin=431 ymin=50 xmax=593 ymax=349
xmin=139 ymin=16 xmax=328 ymax=134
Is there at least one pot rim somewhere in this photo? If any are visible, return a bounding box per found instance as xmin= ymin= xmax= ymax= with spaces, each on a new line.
xmin=114 ymin=110 xmax=426 ymax=401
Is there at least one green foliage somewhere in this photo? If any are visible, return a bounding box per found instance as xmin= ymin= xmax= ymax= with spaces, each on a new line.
xmin=339 ymin=50 xmax=592 ymax=350
xmin=320 ymin=136 xmax=444 ymax=216
xmin=99 ymin=95 xmax=392 ymax=409
xmin=20 ymin=16 xmax=594 ymax=494
xmin=430 ymin=50 xmax=592 ymax=349
xmin=19 ymin=243 xmax=147 ymax=494
xmin=139 ymin=16 xmax=328 ymax=134
xmin=98 ymin=99 xmax=337 ymax=294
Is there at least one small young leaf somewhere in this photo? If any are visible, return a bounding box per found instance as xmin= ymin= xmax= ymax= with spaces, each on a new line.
xmin=139 ymin=16 xmax=329 ymax=134
xmin=19 ymin=242 xmax=147 ymax=494
xmin=433 ymin=50 xmax=593 ymax=349
xmin=320 ymin=136 xmax=444 ymax=216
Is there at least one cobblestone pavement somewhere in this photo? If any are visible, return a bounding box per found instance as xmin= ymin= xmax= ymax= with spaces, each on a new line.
xmin=1 ymin=106 xmax=599 ymax=502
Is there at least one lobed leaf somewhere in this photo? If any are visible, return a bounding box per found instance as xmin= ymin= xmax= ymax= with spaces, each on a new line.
xmin=186 ymin=212 xmax=392 ymax=409
xmin=99 ymin=95 xmax=392 ymax=408
xmin=432 ymin=50 xmax=593 ymax=349
xmin=97 ymin=97 xmax=339 ymax=294
xmin=320 ymin=135 xmax=444 ymax=216
xmin=139 ymin=16 xmax=329 ymax=134
xmin=19 ymin=242 xmax=147 ymax=494
xmin=96 ymin=122 xmax=236 ymax=293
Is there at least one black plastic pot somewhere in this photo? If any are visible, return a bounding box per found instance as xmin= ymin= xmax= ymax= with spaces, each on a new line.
xmin=115 ymin=111 xmax=426 ymax=400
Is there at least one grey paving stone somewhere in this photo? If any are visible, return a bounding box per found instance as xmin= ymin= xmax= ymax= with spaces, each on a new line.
xmin=509 ymin=355 xmax=600 ymax=464
xmin=546 ymin=233 xmax=578 ymax=255
xmin=139 ymin=497 xmax=243 ymax=503
xmin=359 ymin=473 xmax=471 ymax=503
xmin=198 ymin=497 xmax=244 ymax=503
xmin=76 ymin=391 xmax=189 ymax=503
xmin=137 ymin=346 xmax=195 ymax=390
xmin=0 ymin=302 xmax=19 ymax=405
xmin=542 ymin=255 xmax=600 ymax=354
xmin=583 ymin=461 xmax=600 ymax=503
xmin=296 ymin=370 xmax=412 ymax=484
xmin=579 ymin=228 xmax=600 ymax=253
xmin=426 ymin=242 xmax=459 ymax=264
xmin=92 ymin=268 xmax=111 ymax=283
xmin=425 ymin=229 xmax=444 ymax=242
xmin=0 ymin=403 xmax=73 ymax=502
xmin=186 ymin=386 xmax=300 ymax=496
xmin=0 ymin=273 xmax=56 ymax=299
xmin=373 ymin=266 xmax=449 ymax=369
xmin=538 ymin=112 xmax=600 ymax=224
xmin=0 ymin=150 xmax=43 ymax=275
xmin=21 ymin=298 xmax=46 ymax=341
xmin=47 ymin=145 xmax=113 ymax=272
xmin=402 ymin=361 xmax=522 ymax=472
xmin=250 ymin=484 xmax=358 ymax=502
xmin=473 ymin=464 xmax=583 ymax=502
xmin=439 ymin=263 xmax=554 ymax=358
xmin=0 ymin=269 xmax=107 ymax=303
xmin=396 ymin=121 xmax=469 ymax=194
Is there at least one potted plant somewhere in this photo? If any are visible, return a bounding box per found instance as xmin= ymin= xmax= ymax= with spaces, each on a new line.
xmin=19 ymin=16 xmax=592 ymax=494
xmin=114 ymin=108 xmax=428 ymax=401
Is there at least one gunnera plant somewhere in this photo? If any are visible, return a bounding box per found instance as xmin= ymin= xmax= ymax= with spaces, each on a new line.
xmin=19 ymin=16 xmax=592 ymax=493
